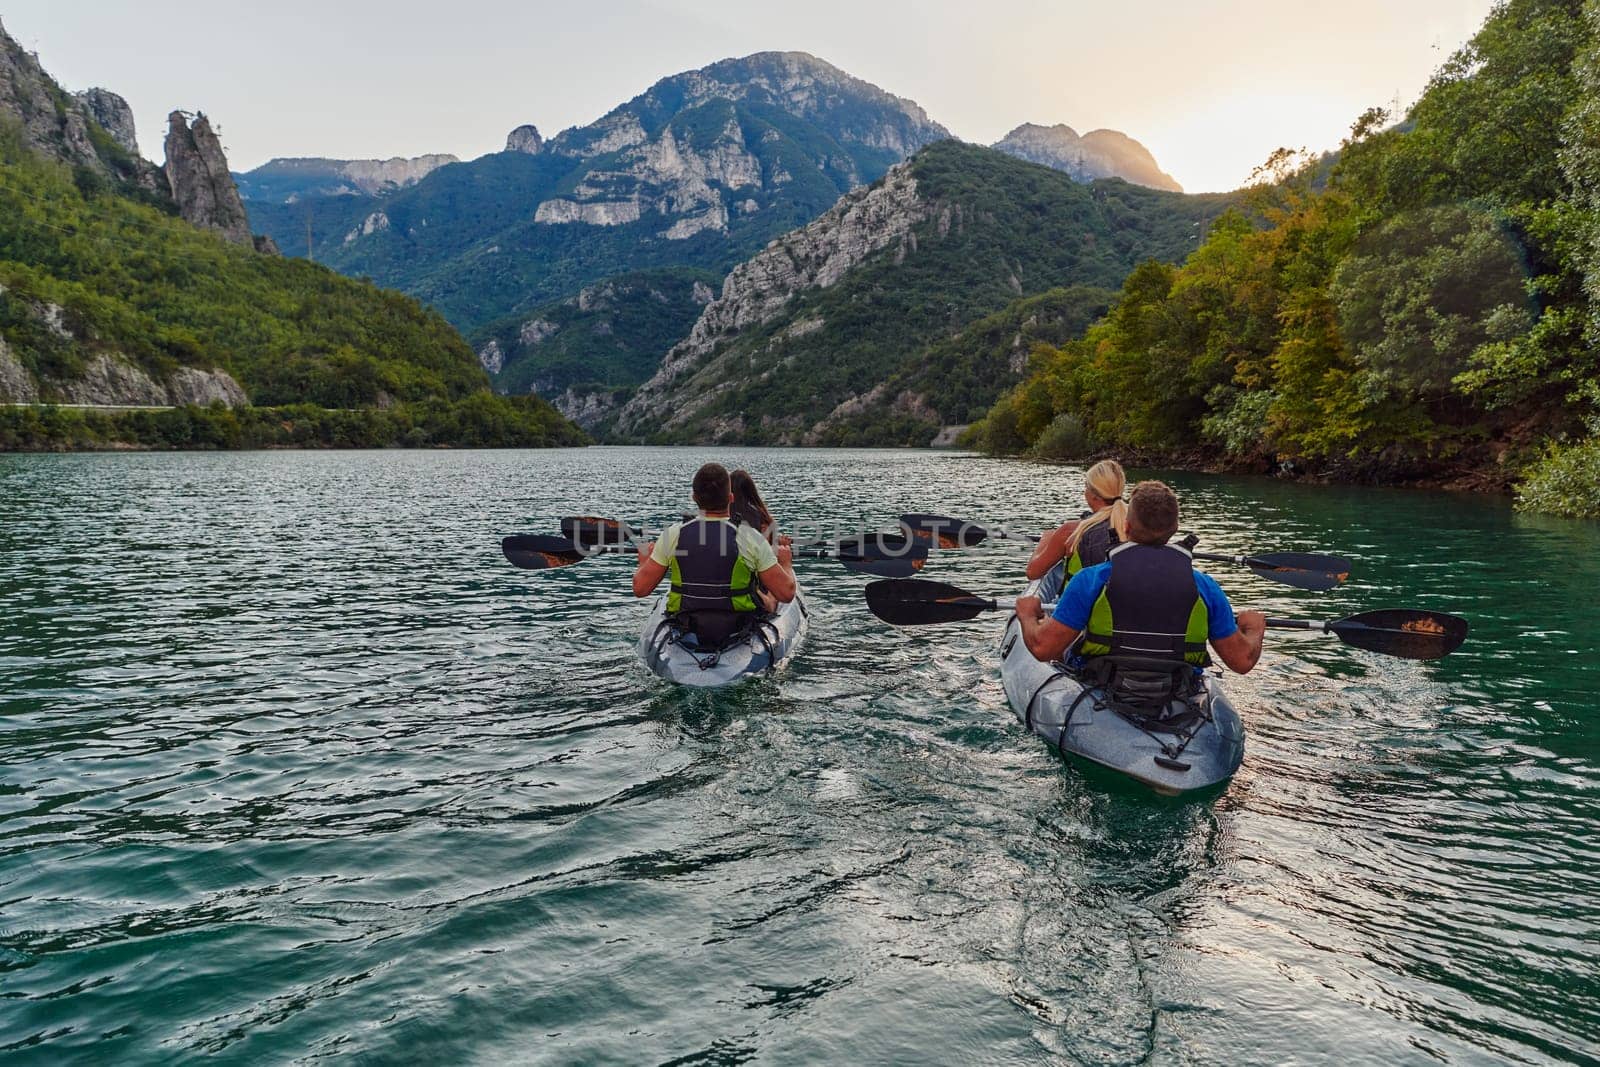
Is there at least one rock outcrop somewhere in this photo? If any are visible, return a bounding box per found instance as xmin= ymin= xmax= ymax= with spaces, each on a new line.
xmin=0 ymin=335 xmax=39 ymax=403
xmin=0 ymin=19 xmax=162 ymax=193
xmin=164 ymin=111 xmax=253 ymax=246
xmin=73 ymin=87 xmax=138 ymax=154
xmin=0 ymin=295 xmax=251 ymax=407
xmin=992 ymin=123 xmax=1182 ymax=192
xmin=552 ymin=386 xmax=624 ymax=428
xmin=505 ymin=124 xmax=543 ymax=154
xmin=614 ymin=159 xmax=929 ymax=434
xmin=1 ymin=20 xmax=103 ymax=171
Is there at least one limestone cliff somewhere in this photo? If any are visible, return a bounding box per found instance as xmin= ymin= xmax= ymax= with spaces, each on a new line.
xmin=613 ymin=160 xmax=930 ymax=434
xmin=532 ymin=51 xmax=949 ymax=243
xmin=235 ymin=154 xmax=461 ymax=202
xmin=505 ymin=124 xmax=543 ymax=154
xmin=73 ymin=87 xmax=138 ymax=154
xmin=0 ymin=293 xmax=248 ymax=407
xmin=0 ymin=20 xmax=161 ymax=191
xmin=164 ymin=111 xmax=253 ymax=246
xmin=992 ymin=123 xmax=1182 ymax=192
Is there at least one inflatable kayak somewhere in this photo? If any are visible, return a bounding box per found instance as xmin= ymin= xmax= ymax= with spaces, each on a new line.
xmin=998 ymin=567 xmax=1245 ymax=795
xmin=637 ymin=585 xmax=808 ymax=688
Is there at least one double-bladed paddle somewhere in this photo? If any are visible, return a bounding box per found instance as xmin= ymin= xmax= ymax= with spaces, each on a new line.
xmin=901 ymin=512 xmax=1350 ymax=591
xmin=504 ymin=528 xmax=928 ymax=578
xmin=863 ymin=578 xmax=1468 ymax=659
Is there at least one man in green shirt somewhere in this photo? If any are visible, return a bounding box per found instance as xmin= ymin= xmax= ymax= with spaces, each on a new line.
xmin=633 ymin=463 xmax=796 ymax=644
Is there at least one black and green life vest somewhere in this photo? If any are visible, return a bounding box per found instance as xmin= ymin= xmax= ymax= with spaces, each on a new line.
xmin=666 ymin=518 xmax=758 ymax=616
xmin=1080 ymin=542 xmax=1211 ymax=666
xmin=1065 ymin=510 xmax=1121 ymax=577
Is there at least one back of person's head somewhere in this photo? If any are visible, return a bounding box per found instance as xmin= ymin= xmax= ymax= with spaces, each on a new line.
xmin=692 ymin=462 xmax=732 ymax=512
xmin=1067 ymin=458 xmax=1129 ymax=554
xmin=729 ymin=469 xmax=772 ymax=529
xmin=1125 ymin=480 xmax=1180 ymax=545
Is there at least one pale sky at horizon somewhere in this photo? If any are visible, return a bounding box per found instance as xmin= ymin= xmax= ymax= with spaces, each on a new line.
xmin=4 ymin=1 xmax=1495 ymax=193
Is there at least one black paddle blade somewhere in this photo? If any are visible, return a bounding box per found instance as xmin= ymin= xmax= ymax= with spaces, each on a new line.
xmin=864 ymin=579 xmax=994 ymax=626
xmin=899 ymin=513 xmax=989 ymax=549
xmin=835 ymin=532 xmax=928 ymax=558
xmin=837 ymin=554 xmax=926 ymax=579
xmin=502 ymin=534 xmax=588 ymax=570
xmin=1330 ymin=609 xmax=1470 ymax=660
xmin=561 ymin=516 xmax=637 ymax=546
xmin=834 ymin=532 xmax=929 ymax=578
xmin=1243 ymin=551 xmax=1354 ymax=591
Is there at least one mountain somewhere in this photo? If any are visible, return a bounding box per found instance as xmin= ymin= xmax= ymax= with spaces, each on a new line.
xmin=611 ymin=140 xmax=1234 ymax=444
xmin=0 ymin=20 xmax=581 ymax=450
xmin=992 ymin=123 xmax=1182 ymax=192
xmin=473 ymin=266 xmax=721 ymax=423
xmin=242 ymin=51 xmax=951 ymax=337
xmin=235 ymin=154 xmax=461 ymax=202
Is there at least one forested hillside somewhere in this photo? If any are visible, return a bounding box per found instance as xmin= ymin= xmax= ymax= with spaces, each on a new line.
xmin=967 ymin=0 xmax=1600 ymax=517
xmin=613 ymin=141 xmax=1234 ymax=445
xmin=0 ymin=121 xmax=583 ymax=450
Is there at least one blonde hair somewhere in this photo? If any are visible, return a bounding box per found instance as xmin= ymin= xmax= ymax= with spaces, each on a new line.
xmin=1066 ymin=459 xmax=1128 ymax=555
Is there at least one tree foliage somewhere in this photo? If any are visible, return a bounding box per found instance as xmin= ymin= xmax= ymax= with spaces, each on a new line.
xmin=968 ymin=0 xmax=1600 ymax=513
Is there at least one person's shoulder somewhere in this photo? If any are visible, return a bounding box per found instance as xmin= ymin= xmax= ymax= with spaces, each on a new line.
xmin=1193 ymin=568 xmax=1232 ymax=601
xmin=736 ymin=522 xmax=776 ymax=554
xmin=1068 ymin=561 xmax=1111 ymax=586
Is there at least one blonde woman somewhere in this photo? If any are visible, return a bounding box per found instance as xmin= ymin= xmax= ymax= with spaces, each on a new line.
xmin=1025 ymin=459 xmax=1129 ymax=581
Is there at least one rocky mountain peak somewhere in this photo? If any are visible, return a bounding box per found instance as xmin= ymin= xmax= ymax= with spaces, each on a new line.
xmin=2 ymin=21 xmax=113 ymax=172
xmin=528 ymin=51 xmax=949 ymax=244
xmin=992 ymin=122 xmax=1182 ymax=192
xmin=505 ymin=124 xmax=543 ymax=154
xmin=164 ymin=111 xmax=253 ymax=246
xmin=1 ymin=21 xmax=165 ymax=194
xmin=74 ymin=87 xmax=139 ymax=154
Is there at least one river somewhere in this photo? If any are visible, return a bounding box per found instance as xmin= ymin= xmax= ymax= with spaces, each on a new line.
xmin=1 ymin=447 xmax=1594 ymax=1063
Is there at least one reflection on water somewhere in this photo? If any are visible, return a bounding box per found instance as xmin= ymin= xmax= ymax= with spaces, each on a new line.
xmin=0 ymin=448 xmax=1594 ymax=1062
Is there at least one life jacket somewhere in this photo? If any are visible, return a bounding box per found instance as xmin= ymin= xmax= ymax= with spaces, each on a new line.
xmin=1065 ymin=510 xmax=1121 ymax=577
xmin=666 ymin=518 xmax=758 ymax=617
xmin=1080 ymin=542 xmax=1211 ymax=666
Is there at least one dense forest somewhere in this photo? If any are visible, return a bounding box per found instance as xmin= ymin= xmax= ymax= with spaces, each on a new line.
xmin=966 ymin=0 xmax=1600 ymax=517
xmin=0 ymin=120 xmax=584 ymax=450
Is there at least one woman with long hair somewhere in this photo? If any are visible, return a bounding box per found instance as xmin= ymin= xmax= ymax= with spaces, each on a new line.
xmin=730 ymin=469 xmax=788 ymax=612
xmin=1025 ymin=458 xmax=1129 ymax=581
xmin=729 ymin=469 xmax=775 ymax=538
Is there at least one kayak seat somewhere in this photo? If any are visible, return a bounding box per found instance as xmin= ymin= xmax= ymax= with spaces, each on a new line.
xmin=1081 ymin=655 xmax=1204 ymax=731
xmin=669 ymin=609 xmax=777 ymax=653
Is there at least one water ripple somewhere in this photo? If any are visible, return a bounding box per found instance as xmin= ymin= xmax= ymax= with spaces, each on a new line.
xmin=0 ymin=449 xmax=1594 ymax=1063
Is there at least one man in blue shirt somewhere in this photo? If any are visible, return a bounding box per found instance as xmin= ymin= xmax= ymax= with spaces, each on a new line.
xmin=1015 ymin=480 xmax=1266 ymax=674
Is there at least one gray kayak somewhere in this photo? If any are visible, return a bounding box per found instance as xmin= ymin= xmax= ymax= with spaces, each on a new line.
xmin=637 ymin=586 xmax=808 ymax=688
xmin=998 ymin=567 xmax=1245 ymax=795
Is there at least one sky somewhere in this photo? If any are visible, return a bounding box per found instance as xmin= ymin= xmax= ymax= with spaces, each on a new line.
xmin=3 ymin=0 xmax=1496 ymax=193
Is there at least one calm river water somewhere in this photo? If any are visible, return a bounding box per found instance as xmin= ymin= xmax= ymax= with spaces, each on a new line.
xmin=1 ymin=447 xmax=1595 ymax=1064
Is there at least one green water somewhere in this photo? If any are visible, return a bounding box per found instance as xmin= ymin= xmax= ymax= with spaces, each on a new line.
xmin=0 ymin=448 xmax=1595 ymax=1063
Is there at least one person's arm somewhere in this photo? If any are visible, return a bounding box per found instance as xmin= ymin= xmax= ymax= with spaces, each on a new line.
xmin=1211 ymin=610 xmax=1265 ymax=673
xmin=758 ymin=544 xmax=796 ymax=603
xmin=1026 ymin=520 xmax=1079 ymax=581
xmin=632 ymin=542 xmax=668 ymax=598
xmin=1015 ymin=594 xmax=1080 ymax=662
